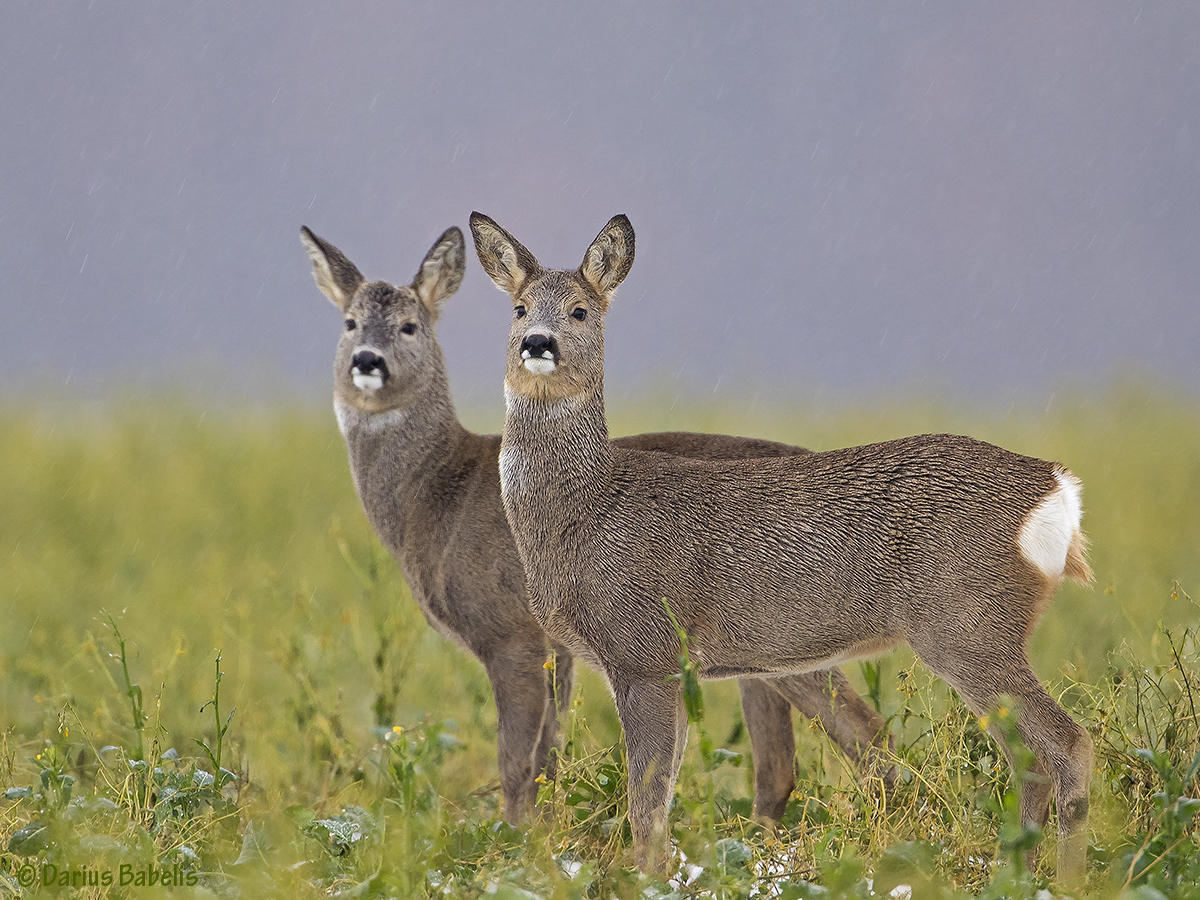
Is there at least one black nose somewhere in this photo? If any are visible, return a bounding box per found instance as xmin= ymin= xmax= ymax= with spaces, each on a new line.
xmin=351 ymin=350 xmax=388 ymax=377
xmin=520 ymin=333 xmax=557 ymax=359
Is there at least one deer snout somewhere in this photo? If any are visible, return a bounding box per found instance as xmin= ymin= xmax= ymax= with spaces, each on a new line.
xmin=350 ymin=349 xmax=389 ymax=392
xmin=519 ymin=333 xmax=559 ymax=375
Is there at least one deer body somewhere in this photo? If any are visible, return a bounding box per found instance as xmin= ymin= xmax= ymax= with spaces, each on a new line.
xmin=472 ymin=212 xmax=1094 ymax=884
xmin=503 ymin=418 xmax=1083 ymax=681
xmin=301 ymin=225 xmax=891 ymax=826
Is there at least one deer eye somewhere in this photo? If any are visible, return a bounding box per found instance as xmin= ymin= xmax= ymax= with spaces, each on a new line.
xmin=344 ymin=319 xmax=356 ymax=331
xmin=400 ymin=322 xmax=417 ymax=336
xmin=514 ymin=305 xmax=527 ymax=319
xmin=571 ymin=307 xmax=587 ymax=321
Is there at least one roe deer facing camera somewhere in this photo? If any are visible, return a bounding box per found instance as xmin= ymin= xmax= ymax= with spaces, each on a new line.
xmin=299 ymin=225 xmax=893 ymax=826
xmin=471 ymin=211 xmax=1094 ymax=884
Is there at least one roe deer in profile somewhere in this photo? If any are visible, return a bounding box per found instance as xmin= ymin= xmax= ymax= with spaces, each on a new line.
xmin=471 ymin=211 xmax=1094 ymax=884
xmin=299 ymin=224 xmax=892 ymax=825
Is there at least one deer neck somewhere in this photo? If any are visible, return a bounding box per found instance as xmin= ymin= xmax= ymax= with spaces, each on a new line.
xmin=500 ymin=382 xmax=612 ymax=547
xmin=334 ymin=365 xmax=467 ymax=553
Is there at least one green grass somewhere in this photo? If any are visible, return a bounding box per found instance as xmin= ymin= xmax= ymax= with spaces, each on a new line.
xmin=1 ymin=385 xmax=1198 ymax=897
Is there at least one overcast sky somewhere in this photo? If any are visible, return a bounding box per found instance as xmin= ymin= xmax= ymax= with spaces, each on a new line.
xmin=3 ymin=1 xmax=1197 ymax=411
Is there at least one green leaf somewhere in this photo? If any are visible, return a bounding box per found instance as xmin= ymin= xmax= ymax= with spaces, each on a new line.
xmin=7 ymin=822 xmax=50 ymax=856
xmin=715 ymin=837 xmax=753 ymax=873
xmin=778 ymin=883 xmax=828 ymax=900
xmin=1186 ymin=749 xmax=1200 ymax=785
xmin=285 ymin=805 xmax=316 ymax=828
xmin=233 ymin=820 xmax=270 ymax=867
xmin=874 ymin=840 xmax=944 ymax=900
xmin=1175 ymin=797 xmax=1200 ymax=820
xmin=1117 ymin=887 xmax=1170 ymax=900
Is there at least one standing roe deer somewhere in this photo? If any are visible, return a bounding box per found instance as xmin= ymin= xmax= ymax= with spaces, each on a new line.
xmin=470 ymin=210 xmax=1094 ymax=884
xmin=299 ymin=224 xmax=892 ymax=826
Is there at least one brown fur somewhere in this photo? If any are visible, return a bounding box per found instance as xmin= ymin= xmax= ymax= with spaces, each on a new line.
xmin=472 ymin=211 xmax=1094 ymax=885
xmin=299 ymin=225 xmax=892 ymax=825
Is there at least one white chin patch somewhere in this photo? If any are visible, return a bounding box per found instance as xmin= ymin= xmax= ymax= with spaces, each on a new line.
xmin=523 ymin=358 xmax=556 ymax=375
xmin=352 ymin=372 xmax=385 ymax=392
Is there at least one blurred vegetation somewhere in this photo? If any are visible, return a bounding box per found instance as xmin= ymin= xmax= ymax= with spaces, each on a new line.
xmin=0 ymin=384 xmax=1197 ymax=897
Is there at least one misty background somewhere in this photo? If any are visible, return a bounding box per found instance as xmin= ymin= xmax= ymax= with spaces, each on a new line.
xmin=3 ymin=1 xmax=1198 ymax=416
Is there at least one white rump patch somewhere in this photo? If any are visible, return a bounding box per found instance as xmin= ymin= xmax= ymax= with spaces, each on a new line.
xmin=523 ymin=358 xmax=556 ymax=375
xmin=1018 ymin=467 xmax=1084 ymax=578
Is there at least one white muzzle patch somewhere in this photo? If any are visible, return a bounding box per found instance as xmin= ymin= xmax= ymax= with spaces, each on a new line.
xmin=351 ymin=371 xmax=385 ymax=392
xmin=521 ymin=347 xmax=557 ymax=375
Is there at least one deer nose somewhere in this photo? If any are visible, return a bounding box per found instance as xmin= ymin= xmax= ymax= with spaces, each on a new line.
xmin=351 ymin=350 xmax=388 ymax=378
xmin=520 ymin=333 xmax=558 ymax=360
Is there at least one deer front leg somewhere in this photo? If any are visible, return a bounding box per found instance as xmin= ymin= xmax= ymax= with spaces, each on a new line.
xmin=484 ymin=639 xmax=554 ymax=822
xmin=612 ymin=674 xmax=686 ymax=872
xmin=738 ymin=678 xmax=796 ymax=821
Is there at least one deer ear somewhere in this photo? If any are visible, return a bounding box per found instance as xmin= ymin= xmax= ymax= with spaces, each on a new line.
xmin=470 ymin=212 xmax=542 ymax=296
xmin=300 ymin=226 xmax=365 ymax=312
xmin=412 ymin=227 xmax=465 ymax=321
xmin=579 ymin=215 xmax=634 ymax=300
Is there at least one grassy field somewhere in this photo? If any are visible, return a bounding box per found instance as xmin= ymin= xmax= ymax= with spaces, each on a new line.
xmin=1 ymin=385 xmax=1198 ymax=898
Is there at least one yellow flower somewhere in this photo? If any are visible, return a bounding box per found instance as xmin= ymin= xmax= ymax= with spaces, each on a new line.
xmin=392 ymin=725 xmax=403 ymax=734
xmin=543 ymin=657 xmax=555 ymax=670
xmin=997 ymin=706 xmax=1009 ymax=719
xmin=534 ymin=774 xmax=548 ymax=784
xmin=978 ymin=716 xmax=991 ymax=730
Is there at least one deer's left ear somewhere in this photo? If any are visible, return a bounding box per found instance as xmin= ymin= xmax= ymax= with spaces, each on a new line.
xmin=412 ymin=227 xmax=465 ymax=321
xmin=579 ymin=215 xmax=634 ymax=300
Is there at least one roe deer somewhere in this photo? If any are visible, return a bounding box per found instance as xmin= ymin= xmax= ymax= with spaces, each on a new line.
xmin=471 ymin=211 xmax=1095 ymax=884
xmin=299 ymin=225 xmax=892 ymax=825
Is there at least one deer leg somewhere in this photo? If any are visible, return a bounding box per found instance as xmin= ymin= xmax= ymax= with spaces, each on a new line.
xmin=738 ymin=678 xmax=796 ymax=821
xmin=1000 ymin=672 xmax=1091 ymax=887
xmin=611 ymin=674 xmax=686 ymax=872
xmin=912 ymin=641 xmax=1091 ymax=887
xmin=533 ymin=646 xmax=575 ymax=787
xmin=484 ymin=639 xmax=553 ymax=823
xmin=768 ymin=669 xmax=896 ymax=790
xmin=989 ymin=736 xmax=1054 ymax=834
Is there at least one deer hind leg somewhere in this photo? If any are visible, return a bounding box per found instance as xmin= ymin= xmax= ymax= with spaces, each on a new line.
xmin=999 ymin=671 xmax=1091 ymax=887
xmin=484 ymin=639 xmax=555 ymax=823
xmin=611 ymin=674 xmax=686 ymax=873
xmin=533 ymin=646 xmax=575 ymax=789
xmin=738 ymin=678 xmax=796 ymax=822
xmin=769 ymin=669 xmax=896 ymax=791
xmin=911 ymin=639 xmax=1092 ymax=886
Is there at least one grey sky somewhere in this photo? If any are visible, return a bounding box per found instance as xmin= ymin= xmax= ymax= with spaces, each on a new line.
xmin=3 ymin=2 xmax=1197 ymax=409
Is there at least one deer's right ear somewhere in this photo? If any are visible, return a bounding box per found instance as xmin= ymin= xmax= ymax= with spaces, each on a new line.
xmin=469 ymin=212 xmax=541 ymax=296
xmin=300 ymin=226 xmax=365 ymax=312
xmin=579 ymin=214 xmax=635 ymax=300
